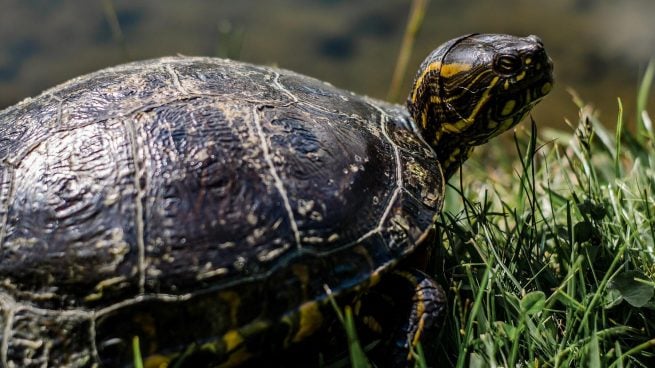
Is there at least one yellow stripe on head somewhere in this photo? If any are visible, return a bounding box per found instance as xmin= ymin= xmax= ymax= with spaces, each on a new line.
xmin=441 ymin=68 xmax=492 ymax=103
xmin=440 ymin=62 xmax=473 ymax=77
xmin=439 ymin=76 xmax=500 ymax=134
xmin=515 ymin=71 xmax=526 ymax=81
xmin=410 ymin=62 xmax=473 ymax=102
xmin=411 ymin=62 xmax=441 ymax=102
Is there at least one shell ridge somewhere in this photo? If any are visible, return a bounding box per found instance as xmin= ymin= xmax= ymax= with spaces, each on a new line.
xmin=95 ymin=292 xmax=195 ymax=317
xmin=272 ymin=72 xmax=299 ymax=103
xmin=371 ymin=103 xmax=404 ymax=233
xmin=164 ymin=65 xmax=189 ymax=95
xmin=0 ymin=166 xmax=15 ymax=254
xmin=334 ymin=103 xmax=404 ymax=247
xmin=123 ymin=116 xmax=147 ymax=294
xmin=250 ymin=106 xmax=302 ymax=248
xmin=352 ymin=187 xmax=401 ymax=244
xmin=88 ymin=318 xmax=100 ymax=365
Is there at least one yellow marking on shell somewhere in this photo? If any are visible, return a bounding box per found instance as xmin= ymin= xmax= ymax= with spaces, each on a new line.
xmin=411 ymin=62 xmax=473 ymax=102
xmin=504 ymin=80 xmax=510 ymax=90
xmin=218 ymin=291 xmax=241 ymax=326
xmin=515 ymin=71 xmax=526 ymax=81
xmin=439 ymin=76 xmax=500 ymax=135
xmin=541 ymin=82 xmax=553 ymax=95
xmin=501 ymin=100 xmax=516 ymax=116
xmin=144 ymin=355 xmax=171 ymax=368
xmin=487 ymin=120 xmax=499 ymax=129
xmin=218 ymin=319 xmax=271 ymax=366
xmin=525 ymin=57 xmax=532 ymax=65
xmin=292 ymin=301 xmax=324 ymax=343
xmin=222 ymin=330 xmax=245 ymax=352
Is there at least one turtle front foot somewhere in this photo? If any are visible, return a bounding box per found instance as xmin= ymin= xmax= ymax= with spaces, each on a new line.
xmin=356 ymin=269 xmax=446 ymax=367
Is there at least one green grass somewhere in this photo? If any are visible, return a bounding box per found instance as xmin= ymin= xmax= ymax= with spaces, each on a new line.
xmin=433 ymin=68 xmax=655 ymax=367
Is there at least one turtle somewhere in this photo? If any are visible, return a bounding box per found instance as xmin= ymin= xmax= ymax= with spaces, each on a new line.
xmin=0 ymin=33 xmax=553 ymax=367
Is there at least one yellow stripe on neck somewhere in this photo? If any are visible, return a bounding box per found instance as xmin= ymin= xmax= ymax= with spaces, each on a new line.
xmin=410 ymin=62 xmax=473 ymax=102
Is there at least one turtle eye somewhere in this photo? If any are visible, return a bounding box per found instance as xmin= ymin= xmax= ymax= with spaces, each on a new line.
xmin=493 ymin=54 xmax=522 ymax=75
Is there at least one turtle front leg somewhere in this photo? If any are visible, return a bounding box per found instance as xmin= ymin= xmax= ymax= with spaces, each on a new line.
xmin=356 ymin=269 xmax=446 ymax=367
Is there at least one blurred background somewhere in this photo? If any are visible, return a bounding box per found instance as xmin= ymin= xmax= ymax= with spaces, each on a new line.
xmin=1 ymin=0 xmax=654 ymax=130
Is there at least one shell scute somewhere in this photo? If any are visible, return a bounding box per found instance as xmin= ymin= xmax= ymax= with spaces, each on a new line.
xmin=258 ymin=104 xmax=398 ymax=250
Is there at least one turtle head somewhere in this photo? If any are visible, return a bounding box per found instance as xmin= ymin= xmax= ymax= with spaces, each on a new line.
xmin=407 ymin=33 xmax=553 ymax=179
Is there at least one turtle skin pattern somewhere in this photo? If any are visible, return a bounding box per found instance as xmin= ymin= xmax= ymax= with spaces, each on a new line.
xmin=0 ymin=57 xmax=443 ymax=367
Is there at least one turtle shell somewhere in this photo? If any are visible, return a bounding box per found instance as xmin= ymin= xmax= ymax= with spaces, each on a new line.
xmin=0 ymin=57 xmax=443 ymax=366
